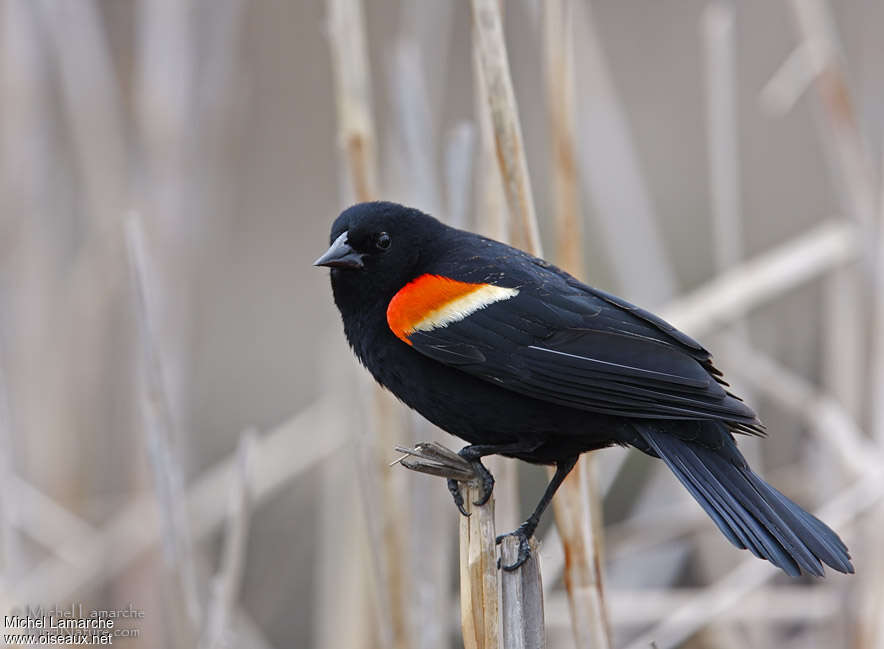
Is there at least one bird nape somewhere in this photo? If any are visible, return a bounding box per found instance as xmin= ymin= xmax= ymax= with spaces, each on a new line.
xmin=315 ymin=200 xmax=853 ymax=577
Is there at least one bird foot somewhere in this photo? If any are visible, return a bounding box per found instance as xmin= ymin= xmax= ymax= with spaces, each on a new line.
xmin=496 ymin=524 xmax=533 ymax=571
xmin=468 ymin=459 xmax=495 ymax=506
xmin=446 ymin=451 xmax=495 ymax=516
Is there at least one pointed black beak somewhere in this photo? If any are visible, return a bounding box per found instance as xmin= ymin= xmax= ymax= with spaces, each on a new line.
xmin=314 ymin=231 xmax=365 ymax=269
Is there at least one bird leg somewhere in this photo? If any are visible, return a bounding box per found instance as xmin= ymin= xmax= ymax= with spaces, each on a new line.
xmin=446 ymin=440 xmax=543 ymax=515
xmin=496 ymin=455 xmax=578 ymax=571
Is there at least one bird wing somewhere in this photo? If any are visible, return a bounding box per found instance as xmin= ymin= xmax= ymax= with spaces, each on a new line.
xmin=387 ymin=270 xmax=762 ymax=433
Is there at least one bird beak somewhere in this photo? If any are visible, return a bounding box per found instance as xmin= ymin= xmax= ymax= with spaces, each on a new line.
xmin=314 ymin=231 xmax=365 ymax=269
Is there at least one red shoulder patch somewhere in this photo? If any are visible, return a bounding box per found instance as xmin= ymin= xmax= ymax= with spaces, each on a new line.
xmin=387 ymin=274 xmax=518 ymax=344
xmin=387 ymin=275 xmax=485 ymax=344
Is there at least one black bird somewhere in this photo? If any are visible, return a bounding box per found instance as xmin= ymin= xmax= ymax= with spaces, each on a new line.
xmin=315 ymin=201 xmax=853 ymax=576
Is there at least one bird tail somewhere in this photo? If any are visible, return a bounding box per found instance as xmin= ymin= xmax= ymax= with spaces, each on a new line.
xmin=634 ymin=424 xmax=853 ymax=577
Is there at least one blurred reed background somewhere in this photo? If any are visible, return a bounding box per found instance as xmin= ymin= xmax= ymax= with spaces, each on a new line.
xmin=1 ymin=0 xmax=883 ymax=648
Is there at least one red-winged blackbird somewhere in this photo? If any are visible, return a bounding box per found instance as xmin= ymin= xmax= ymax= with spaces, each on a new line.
xmin=315 ymin=201 xmax=853 ymax=576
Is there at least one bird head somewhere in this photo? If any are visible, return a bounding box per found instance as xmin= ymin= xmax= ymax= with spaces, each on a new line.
xmin=314 ymin=201 xmax=445 ymax=304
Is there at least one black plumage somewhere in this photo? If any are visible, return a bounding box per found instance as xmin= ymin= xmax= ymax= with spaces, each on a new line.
xmin=315 ymin=200 xmax=853 ymax=576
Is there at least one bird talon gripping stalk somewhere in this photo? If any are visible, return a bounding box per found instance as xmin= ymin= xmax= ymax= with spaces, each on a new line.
xmin=393 ymin=442 xmax=496 ymax=516
xmin=496 ymin=526 xmax=532 ymax=571
xmin=456 ymin=449 xmax=496 ymax=507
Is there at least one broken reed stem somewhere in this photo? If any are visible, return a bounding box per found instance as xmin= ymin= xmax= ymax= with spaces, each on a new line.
xmin=500 ymin=536 xmax=544 ymax=649
xmin=391 ymin=442 xmax=500 ymax=648
xmin=460 ymin=483 xmax=500 ymax=649
xmin=470 ymin=0 xmax=542 ymax=254
xmin=544 ymin=1 xmax=611 ymax=646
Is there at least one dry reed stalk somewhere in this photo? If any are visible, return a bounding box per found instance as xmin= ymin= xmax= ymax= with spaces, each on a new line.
xmin=459 ymin=483 xmax=500 ymax=649
xmin=545 ymin=0 xmax=581 ymax=273
xmin=473 ymin=35 xmax=508 ymax=242
xmin=327 ymin=0 xmax=378 ymax=203
xmin=702 ymin=3 xmax=743 ymax=276
xmin=471 ymin=23 xmax=520 ymax=536
xmin=199 ymin=429 xmax=256 ymax=649
xmin=543 ymin=1 xmax=611 ymax=646
xmin=326 ymin=2 xmax=414 ymax=646
xmin=470 ymin=0 xmax=542 ymax=254
xmin=389 ymin=442 xmax=499 ymax=648
xmin=124 ymin=215 xmax=202 ymax=637
xmin=548 ymin=459 xmax=609 ymax=649
xmin=500 ymin=537 xmax=544 ymax=649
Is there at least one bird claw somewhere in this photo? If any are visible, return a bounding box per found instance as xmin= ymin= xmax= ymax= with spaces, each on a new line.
xmin=496 ymin=525 xmax=532 ymax=571
xmin=470 ymin=460 xmax=495 ymax=506
xmin=447 ymin=478 xmax=470 ymax=517
xmin=447 ymin=460 xmax=494 ymax=515
xmin=445 ymin=447 xmax=496 ymax=513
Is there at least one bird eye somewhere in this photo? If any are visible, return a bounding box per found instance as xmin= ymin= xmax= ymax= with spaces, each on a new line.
xmin=376 ymin=232 xmax=392 ymax=250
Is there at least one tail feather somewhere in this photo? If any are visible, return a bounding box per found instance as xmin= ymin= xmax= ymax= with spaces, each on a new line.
xmin=637 ymin=425 xmax=853 ymax=577
xmin=746 ymin=474 xmax=853 ymax=573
